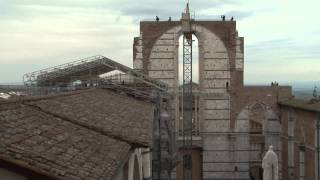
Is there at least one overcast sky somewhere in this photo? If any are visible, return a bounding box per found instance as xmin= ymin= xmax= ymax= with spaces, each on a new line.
xmin=0 ymin=0 xmax=319 ymax=87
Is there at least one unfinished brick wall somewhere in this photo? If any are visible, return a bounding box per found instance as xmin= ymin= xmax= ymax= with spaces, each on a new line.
xmin=133 ymin=20 xmax=292 ymax=180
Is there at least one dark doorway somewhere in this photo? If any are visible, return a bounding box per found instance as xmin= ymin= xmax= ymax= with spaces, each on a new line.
xmin=250 ymin=166 xmax=263 ymax=180
xmin=176 ymin=147 xmax=203 ymax=180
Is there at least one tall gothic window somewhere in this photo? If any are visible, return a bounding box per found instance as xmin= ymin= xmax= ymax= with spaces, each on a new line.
xmin=178 ymin=34 xmax=199 ymax=84
xmin=177 ymin=34 xmax=200 ymax=137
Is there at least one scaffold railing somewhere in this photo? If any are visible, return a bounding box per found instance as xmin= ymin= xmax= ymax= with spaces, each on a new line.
xmin=1 ymin=78 xmax=171 ymax=101
xmin=23 ymin=55 xmax=168 ymax=91
xmin=23 ymin=55 xmax=102 ymax=85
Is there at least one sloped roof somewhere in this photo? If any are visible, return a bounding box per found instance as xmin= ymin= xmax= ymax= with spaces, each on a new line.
xmin=25 ymin=89 xmax=154 ymax=146
xmin=0 ymin=88 xmax=154 ymax=180
xmin=278 ymin=98 xmax=320 ymax=113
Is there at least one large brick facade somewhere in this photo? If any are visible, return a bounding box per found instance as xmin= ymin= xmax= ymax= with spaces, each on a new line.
xmin=133 ymin=19 xmax=292 ymax=180
xmin=279 ymin=100 xmax=320 ymax=180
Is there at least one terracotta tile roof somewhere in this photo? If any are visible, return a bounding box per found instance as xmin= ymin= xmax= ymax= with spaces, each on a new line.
xmin=25 ymin=89 xmax=154 ymax=146
xmin=278 ymin=98 xmax=320 ymax=113
xmin=0 ymin=88 xmax=154 ymax=180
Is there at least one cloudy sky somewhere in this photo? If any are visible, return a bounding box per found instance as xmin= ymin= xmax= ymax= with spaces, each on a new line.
xmin=0 ymin=0 xmax=319 ymax=88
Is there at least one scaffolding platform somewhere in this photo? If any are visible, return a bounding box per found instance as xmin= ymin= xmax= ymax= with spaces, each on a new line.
xmin=23 ymin=55 xmax=167 ymax=91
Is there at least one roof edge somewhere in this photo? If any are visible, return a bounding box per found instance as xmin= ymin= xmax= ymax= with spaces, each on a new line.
xmin=0 ymin=87 xmax=155 ymax=106
xmin=278 ymin=99 xmax=320 ymax=113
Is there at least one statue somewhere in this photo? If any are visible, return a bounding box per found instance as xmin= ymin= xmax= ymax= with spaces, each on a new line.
xmin=262 ymin=145 xmax=278 ymax=180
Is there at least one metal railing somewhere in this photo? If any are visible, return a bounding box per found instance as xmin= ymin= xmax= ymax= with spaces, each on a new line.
xmin=23 ymin=55 xmax=168 ymax=91
xmin=23 ymin=55 xmax=104 ymax=86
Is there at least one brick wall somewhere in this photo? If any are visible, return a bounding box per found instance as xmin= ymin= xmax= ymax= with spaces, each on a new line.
xmin=280 ymin=106 xmax=318 ymax=180
xmin=134 ymin=19 xmax=293 ymax=180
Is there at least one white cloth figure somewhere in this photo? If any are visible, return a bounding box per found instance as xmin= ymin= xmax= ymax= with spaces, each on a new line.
xmin=262 ymin=145 xmax=278 ymax=180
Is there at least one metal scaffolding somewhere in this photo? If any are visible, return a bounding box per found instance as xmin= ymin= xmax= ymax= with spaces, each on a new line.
xmin=23 ymin=55 xmax=167 ymax=91
xmin=19 ymin=55 xmax=176 ymax=180
xmin=181 ymin=3 xmax=194 ymax=180
xmin=16 ymin=4 xmax=197 ymax=179
xmin=182 ymin=34 xmax=193 ymax=180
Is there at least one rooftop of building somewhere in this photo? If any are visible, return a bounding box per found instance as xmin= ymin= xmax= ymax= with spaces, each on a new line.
xmin=0 ymin=88 xmax=154 ymax=180
xmin=278 ymin=98 xmax=320 ymax=113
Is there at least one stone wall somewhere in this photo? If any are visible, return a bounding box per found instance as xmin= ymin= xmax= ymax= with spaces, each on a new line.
xmin=280 ymin=106 xmax=319 ymax=180
xmin=134 ymin=20 xmax=292 ymax=180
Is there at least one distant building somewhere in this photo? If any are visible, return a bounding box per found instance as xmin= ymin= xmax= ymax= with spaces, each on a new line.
xmin=279 ymin=99 xmax=320 ymax=180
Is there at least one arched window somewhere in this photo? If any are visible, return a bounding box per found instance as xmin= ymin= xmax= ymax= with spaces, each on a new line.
xmin=177 ymin=34 xmax=200 ymax=136
xmin=178 ymin=34 xmax=199 ymax=85
xmin=249 ymin=103 xmax=265 ymax=133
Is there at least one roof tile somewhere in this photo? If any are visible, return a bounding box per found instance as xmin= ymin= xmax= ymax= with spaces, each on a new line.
xmin=26 ymin=89 xmax=154 ymax=146
xmin=0 ymin=104 xmax=131 ymax=179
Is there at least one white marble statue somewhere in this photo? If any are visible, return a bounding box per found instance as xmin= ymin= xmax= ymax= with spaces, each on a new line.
xmin=262 ymin=145 xmax=278 ymax=180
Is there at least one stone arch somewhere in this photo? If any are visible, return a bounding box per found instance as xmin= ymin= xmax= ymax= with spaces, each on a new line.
xmin=149 ymin=24 xmax=231 ymax=136
xmin=265 ymin=108 xmax=281 ymax=132
xmin=177 ymin=34 xmax=200 ymax=84
xmin=249 ymin=102 xmax=267 ymax=114
xmin=234 ymin=105 xmax=250 ymax=132
xmin=148 ymin=24 xmax=230 ymax=89
xmin=126 ymin=149 xmax=144 ymax=180
xmin=234 ymin=102 xmax=274 ymax=133
xmin=249 ymin=102 xmax=267 ymax=134
xmin=247 ymin=103 xmax=268 ymax=180
xmin=234 ymin=103 xmax=281 ymax=180
xmin=248 ymin=102 xmax=281 ymax=164
xmin=248 ymin=102 xmax=281 ymax=134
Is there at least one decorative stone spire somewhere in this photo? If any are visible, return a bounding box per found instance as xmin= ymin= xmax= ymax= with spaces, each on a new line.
xmin=186 ymin=2 xmax=190 ymax=15
xmin=181 ymin=3 xmax=192 ymax=39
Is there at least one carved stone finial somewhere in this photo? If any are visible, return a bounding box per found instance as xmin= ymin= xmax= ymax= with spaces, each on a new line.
xmin=181 ymin=3 xmax=192 ymax=34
